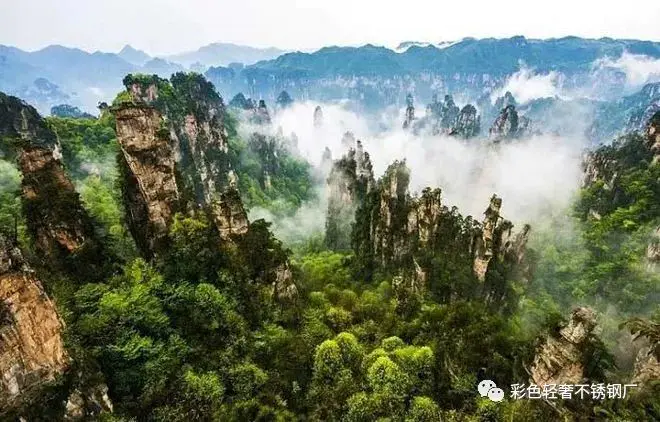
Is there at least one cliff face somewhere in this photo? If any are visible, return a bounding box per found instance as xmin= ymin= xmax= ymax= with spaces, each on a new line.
xmin=450 ymin=104 xmax=481 ymax=139
xmin=410 ymin=94 xmax=480 ymax=138
xmin=325 ymin=139 xmax=374 ymax=250
xmin=113 ymin=74 xmax=248 ymax=257
xmin=113 ymin=74 xmax=293 ymax=298
xmin=115 ymin=105 xmax=179 ymax=257
xmin=529 ymin=307 xmax=597 ymax=386
xmin=0 ymin=235 xmax=68 ymax=412
xmin=489 ymin=105 xmax=519 ymax=141
xmin=344 ymin=153 xmax=530 ymax=304
xmin=0 ymin=93 xmax=106 ymax=279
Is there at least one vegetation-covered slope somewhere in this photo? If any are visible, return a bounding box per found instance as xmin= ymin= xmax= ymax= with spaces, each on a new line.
xmin=0 ymin=77 xmax=658 ymax=421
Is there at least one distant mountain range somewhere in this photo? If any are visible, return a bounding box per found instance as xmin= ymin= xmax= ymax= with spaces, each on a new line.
xmin=0 ymin=42 xmax=288 ymax=113
xmin=165 ymin=43 xmax=286 ymax=68
xmin=2 ymin=36 xmax=660 ymax=138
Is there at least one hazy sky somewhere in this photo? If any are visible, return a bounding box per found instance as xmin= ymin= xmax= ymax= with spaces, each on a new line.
xmin=1 ymin=0 xmax=659 ymax=55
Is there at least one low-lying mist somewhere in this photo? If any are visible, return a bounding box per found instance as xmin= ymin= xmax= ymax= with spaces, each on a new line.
xmin=264 ymin=101 xmax=586 ymax=229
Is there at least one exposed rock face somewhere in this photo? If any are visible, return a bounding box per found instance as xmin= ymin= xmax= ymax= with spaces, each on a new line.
xmin=114 ymin=74 xmax=298 ymax=300
xmin=631 ymin=346 xmax=660 ymax=385
xmin=0 ymin=92 xmax=106 ymax=277
xmin=325 ymin=139 xmax=375 ymax=250
xmin=0 ymin=235 xmax=68 ymax=413
xmin=314 ymin=105 xmax=324 ymax=128
xmin=473 ymin=195 xmax=503 ymax=282
xmin=411 ymin=94 xmax=480 ymax=138
xmin=63 ymin=382 xmax=113 ymax=420
xmin=272 ymin=262 xmax=298 ymax=302
xmin=115 ymin=106 xmax=179 ymax=257
xmin=530 ymin=307 xmax=597 ymax=386
xmin=212 ymin=188 xmax=249 ymax=239
xmin=403 ymin=93 xmax=415 ymax=129
xmin=489 ymin=105 xmax=519 ymax=141
xmin=450 ymin=104 xmax=481 ymax=139
xmin=346 ymin=155 xmax=530 ymax=302
xmin=114 ymin=74 xmax=248 ymax=256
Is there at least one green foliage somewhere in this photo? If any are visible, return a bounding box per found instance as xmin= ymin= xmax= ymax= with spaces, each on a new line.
xmin=0 ymin=159 xmax=23 ymax=238
xmin=12 ymin=76 xmax=658 ymax=421
xmin=46 ymin=114 xmax=137 ymax=260
xmin=230 ymin=131 xmax=315 ymax=216
xmin=531 ymin=133 xmax=660 ymax=314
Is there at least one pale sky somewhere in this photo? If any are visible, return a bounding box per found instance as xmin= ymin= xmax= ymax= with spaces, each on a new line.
xmin=1 ymin=0 xmax=659 ymax=55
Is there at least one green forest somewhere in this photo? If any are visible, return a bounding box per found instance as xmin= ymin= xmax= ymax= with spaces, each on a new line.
xmin=0 ymin=74 xmax=658 ymax=422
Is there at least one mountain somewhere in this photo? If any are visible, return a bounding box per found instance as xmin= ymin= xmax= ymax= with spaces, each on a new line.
xmin=1 ymin=69 xmax=659 ymax=420
xmin=252 ymin=36 xmax=660 ymax=76
xmin=589 ymin=82 xmax=660 ymax=140
xmin=117 ymin=44 xmax=151 ymax=66
xmin=3 ymin=36 xmax=660 ymax=121
xmin=0 ymin=44 xmax=136 ymax=113
xmin=205 ymin=36 xmax=660 ymax=114
xmin=166 ymin=42 xmax=287 ymax=67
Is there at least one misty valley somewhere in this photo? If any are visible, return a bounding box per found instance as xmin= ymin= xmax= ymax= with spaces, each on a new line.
xmin=0 ymin=36 xmax=659 ymax=421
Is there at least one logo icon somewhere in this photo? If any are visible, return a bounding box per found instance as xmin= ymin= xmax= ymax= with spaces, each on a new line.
xmin=478 ymin=379 xmax=505 ymax=402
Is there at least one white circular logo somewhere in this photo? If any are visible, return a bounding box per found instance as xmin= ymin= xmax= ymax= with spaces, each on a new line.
xmin=487 ymin=387 xmax=505 ymax=402
xmin=478 ymin=379 xmax=497 ymax=397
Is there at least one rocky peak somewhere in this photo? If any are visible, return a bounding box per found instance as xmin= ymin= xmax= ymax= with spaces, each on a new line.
xmin=113 ymin=74 xmax=247 ymax=257
xmin=413 ymin=93 xmax=478 ymax=137
xmin=494 ymin=91 xmax=517 ymax=111
xmin=450 ymin=104 xmax=481 ymax=139
xmin=439 ymin=94 xmax=460 ymax=130
xmin=489 ymin=105 xmax=518 ymax=140
xmin=350 ymin=165 xmax=530 ymax=304
xmin=314 ymin=105 xmax=324 ymax=128
xmin=325 ymin=138 xmax=375 ymax=250
xmin=0 ymin=92 xmax=107 ymax=278
xmin=403 ymin=93 xmax=415 ymax=129
xmin=625 ymin=318 xmax=660 ymax=386
xmin=488 ymin=104 xmax=533 ymax=141
xmin=319 ymin=146 xmax=333 ymax=176
xmin=113 ymin=74 xmax=296 ymax=298
xmin=248 ymin=132 xmax=280 ymax=190
xmin=529 ymin=307 xmax=598 ymax=386
xmin=114 ymin=105 xmax=179 ymax=257
xmin=251 ymin=100 xmax=272 ymax=125
xmin=228 ymin=92 xmax=255 ymax=110
xmin=276 ymin=91 xmax=293 ymax=109
xmin=473 ymin=195 xmax=503 ymax=282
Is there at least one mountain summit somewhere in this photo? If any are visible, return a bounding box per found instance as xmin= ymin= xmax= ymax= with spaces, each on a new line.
xmin=117 ymin=44 xmax=151 ymax=66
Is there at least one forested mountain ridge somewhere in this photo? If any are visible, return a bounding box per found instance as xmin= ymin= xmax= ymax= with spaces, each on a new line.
xmin=0 ymin=71 xmax=658 ymax=421
xmin=3 ymin=36 xmax=660 ymax=120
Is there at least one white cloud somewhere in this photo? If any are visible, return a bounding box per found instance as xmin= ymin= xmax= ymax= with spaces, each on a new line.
xmin=269 ymin=101 xmax=585 ymax=228
xmin=593 ymin=51 xmax=660 ymax=87
xmin=491 ymin=66 xmax=564 ymax=104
